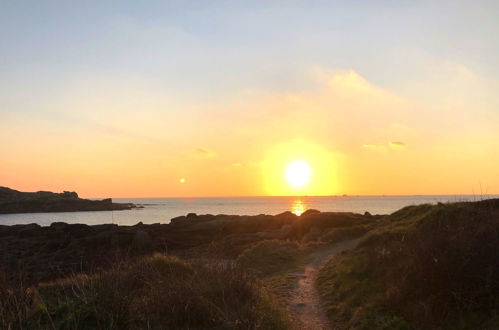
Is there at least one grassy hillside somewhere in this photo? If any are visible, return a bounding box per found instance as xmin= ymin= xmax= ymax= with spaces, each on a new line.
xmin=317 ymin=199 xmax=499 ymax=329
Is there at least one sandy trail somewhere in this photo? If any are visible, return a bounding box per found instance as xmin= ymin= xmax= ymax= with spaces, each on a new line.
xmin=288 ymin=240 xmax=357 ymax=330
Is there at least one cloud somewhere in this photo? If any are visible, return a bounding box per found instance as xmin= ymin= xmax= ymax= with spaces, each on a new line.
xmin=389 ymin=141 xmax=407 ymax=150
xmin=363 ymin=141 xmax=406 ymax=152
xmin=194 ymin=148 xmax=217 ymax=158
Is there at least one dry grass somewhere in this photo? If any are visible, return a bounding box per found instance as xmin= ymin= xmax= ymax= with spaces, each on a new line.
xmin=316 ymin=199 xmax=499 ymax=329
xmin=1 ymin=254 xmax=291 ymax=329
xmin=237 ymin=240 xmax=303 ymax=277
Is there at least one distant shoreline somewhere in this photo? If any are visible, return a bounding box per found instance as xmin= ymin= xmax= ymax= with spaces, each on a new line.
xmin=0 ymin=186 xmax=137 ymax=214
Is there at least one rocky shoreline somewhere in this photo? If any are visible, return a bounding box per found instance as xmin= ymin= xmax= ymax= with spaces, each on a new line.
xmin=0 ymin=210 xmax=377 ymax=284
xmin=0 ymin=187 xmax=137 ymax=214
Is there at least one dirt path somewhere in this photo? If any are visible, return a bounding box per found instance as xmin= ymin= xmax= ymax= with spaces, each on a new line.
xmin=288 ymin=240 xmax=358 ymax=330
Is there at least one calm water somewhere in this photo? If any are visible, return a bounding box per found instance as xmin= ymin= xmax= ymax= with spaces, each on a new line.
xmin=1 ymin=195 xmax=497 ymax=226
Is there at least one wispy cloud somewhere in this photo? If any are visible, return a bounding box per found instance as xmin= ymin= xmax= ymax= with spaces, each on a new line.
xmin=194 ymin=148 xmax=217 ymax=158
xmin=389 ymin=141 xmax=407 ymax=150
xmin=363 ymin=141 xmax=407 ymax=152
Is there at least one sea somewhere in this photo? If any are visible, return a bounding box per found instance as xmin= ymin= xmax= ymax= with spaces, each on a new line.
xmin=1 ymin=195 xmax=497 ymax=226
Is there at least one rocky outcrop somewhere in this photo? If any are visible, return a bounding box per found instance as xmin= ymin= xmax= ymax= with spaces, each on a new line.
xmin=0 ymin=209 xmax=381 ymax=284
xmin=0 ymin=187 xmax=136 ymax=214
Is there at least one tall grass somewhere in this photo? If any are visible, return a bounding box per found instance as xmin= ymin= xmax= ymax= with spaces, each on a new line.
xmin=1 ymin=254 xmax=290 ymax=329
xmin=317 ymin=200 xmax=499 ymax=329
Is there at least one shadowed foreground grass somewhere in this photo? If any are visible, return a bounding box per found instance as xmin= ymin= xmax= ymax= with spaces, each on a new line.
xmin=237 ymin=240 xmax=307 ymax=303
xmin=0 ymin=254 xmax=290 ymax=330
xmin=317 ymin=199 xmax=499 ymax=329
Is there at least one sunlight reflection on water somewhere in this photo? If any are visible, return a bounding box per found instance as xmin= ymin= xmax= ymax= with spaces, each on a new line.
xmin=2 ymin=195 xmax=496 ymax=226
xmin=291 ymin=199 xmax=306 ymax=216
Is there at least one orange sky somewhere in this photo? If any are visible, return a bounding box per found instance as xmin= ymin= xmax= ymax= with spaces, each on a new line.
xmin=2 ymin=70 xmax=498 ymax=198
xmin=1 ymin=2 xmax=498 ymax=197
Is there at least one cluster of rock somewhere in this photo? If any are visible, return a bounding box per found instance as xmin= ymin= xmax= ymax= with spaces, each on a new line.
xmin=0 ymin=187 xmax=137 ymax=214
xmin=0 ymin=209 xmax=379 ymax=284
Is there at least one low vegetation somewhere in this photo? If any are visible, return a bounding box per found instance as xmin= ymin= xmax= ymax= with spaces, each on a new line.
xmin=237 ymin=240 xmax=304 ymax=277
xmin=237 ymin=240 xmax=308 ymax=304
xmin=321 ymin=223 xmax=374 ymax=244
xmin=317 ymin=199 xmax=499 ymax=329
xmin=7 ymin=199 xmax=499 ymax=329
xmin=0 ymin=254 xmax=290 ymax=330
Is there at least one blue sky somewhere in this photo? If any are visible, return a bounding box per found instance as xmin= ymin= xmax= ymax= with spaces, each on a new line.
xmin=2 ymin=0 xmax=498 ymax=100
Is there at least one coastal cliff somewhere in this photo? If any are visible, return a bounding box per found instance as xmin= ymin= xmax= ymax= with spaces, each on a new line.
xmin=0 ymin=187 xmax=136 ymax=214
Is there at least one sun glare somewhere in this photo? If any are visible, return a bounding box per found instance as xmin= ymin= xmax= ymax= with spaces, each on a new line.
xmin=291 ymin=199 xmax=306 ymax=216
xmin=262 ymin=140 xmax=339 ymax=196
xmin=285 ymin=160 xmax=311 ymax=188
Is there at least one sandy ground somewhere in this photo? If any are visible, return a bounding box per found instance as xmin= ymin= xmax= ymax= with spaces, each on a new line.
xmin=287 ymin=240 xmax=358 ymax=330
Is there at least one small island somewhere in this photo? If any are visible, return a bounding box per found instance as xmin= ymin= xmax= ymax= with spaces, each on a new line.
xmin=0 ymin=187 xmax=137 ymax=214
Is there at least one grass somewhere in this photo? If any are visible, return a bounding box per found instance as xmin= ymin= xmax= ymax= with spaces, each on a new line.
xmin=1 ymin=254 xmax=291 ymax=330
xmin=316 ymin=200 xmax=499 ymax=329
xmin=321 ymin=223 xmax=374 ymax=244
xmin=237 ymin=240 xmax=304 ymax=277
xmin=236 ymin=240 xmax=307 ymax=302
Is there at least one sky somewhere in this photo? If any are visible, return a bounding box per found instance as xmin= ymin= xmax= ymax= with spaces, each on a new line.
xmin=1 ymin=0 xmax=499 ymax=197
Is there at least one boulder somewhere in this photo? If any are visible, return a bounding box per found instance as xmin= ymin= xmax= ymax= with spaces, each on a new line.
xmin=302 ymin=209 xmax=321 ymax=217
xmin=170 ymin=216 xmax=186 ymax=224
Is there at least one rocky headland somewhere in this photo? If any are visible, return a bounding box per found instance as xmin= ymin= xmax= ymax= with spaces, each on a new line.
xmin=0 ymin=187 xmax=137 ymax=214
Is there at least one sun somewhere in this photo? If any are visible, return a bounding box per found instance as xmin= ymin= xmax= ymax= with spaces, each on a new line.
xmin=285 ymin=160 xmax=311 ymax=188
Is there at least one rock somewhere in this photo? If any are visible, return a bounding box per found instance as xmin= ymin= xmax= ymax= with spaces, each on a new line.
xmin=50 ymin=222 xmax=68 ymax=231
xmin=17 ymin=223 xmax=42 ymax=237
xmin=62 ymin=191 xmax=78 ymax=198
xmin=170 ymin=216 xmax=186 ymax=224
xmin=276 ymin=211 xmax=296 ymax=218
xmin=0 ymin=186 xmax=136 ymax=214
xmin=195 ymin=214 xmax=216 ymax=222
xmin=92 ymin=224 xmax=118 ymax=231
xmin=186 ymin=213 xmax=197 ymax=219
xmin=302 ymin=209 xmax=321 ymax=217
xmin=364 ymin=211 xmax=372 ymax=217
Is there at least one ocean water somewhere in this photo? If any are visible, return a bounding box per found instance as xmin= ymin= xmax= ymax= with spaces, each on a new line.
xmin=0 ymin=195 xmax=497 ymax=226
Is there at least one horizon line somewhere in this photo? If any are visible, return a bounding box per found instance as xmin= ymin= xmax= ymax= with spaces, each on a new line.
xmin=95 ymin=193 xmax=499 ymax=199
